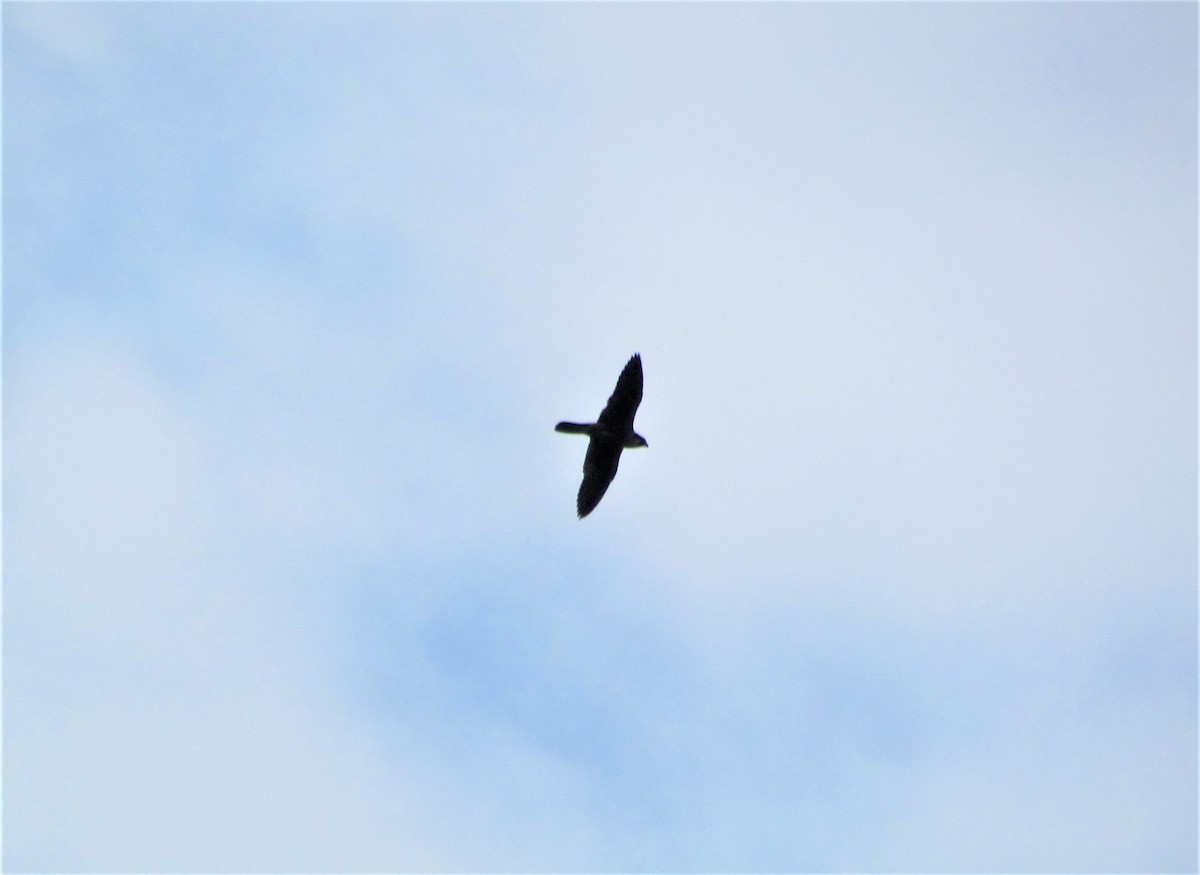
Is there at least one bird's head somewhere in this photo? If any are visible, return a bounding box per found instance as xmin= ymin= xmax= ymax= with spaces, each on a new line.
xmin=628 ymin=431 xmax=649 ymax=449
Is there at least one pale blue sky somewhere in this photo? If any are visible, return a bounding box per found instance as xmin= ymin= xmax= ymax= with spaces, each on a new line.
xmin=4 ymin=3 xmax=1196 ymax=871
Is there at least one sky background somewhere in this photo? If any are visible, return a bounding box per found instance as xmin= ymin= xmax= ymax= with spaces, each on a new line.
xmin=3 ymin=3 xmax=1196 ymax=872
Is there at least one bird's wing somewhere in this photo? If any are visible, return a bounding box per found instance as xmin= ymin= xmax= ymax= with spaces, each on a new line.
xmin=596 ymin=353 xmax=643 ymax=431
xmin=577 ymin=436 xmax=622 ymax=518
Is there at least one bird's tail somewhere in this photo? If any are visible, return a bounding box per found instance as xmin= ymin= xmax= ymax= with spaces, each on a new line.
xmin=554 ymin=422 xmax=593 ymax=434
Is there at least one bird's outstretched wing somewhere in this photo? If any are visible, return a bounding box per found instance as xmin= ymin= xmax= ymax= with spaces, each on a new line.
xmin=577 ymin=438 xmax=620 ymax=518
xmin=596 ymin=353 xmax=643 ymax=432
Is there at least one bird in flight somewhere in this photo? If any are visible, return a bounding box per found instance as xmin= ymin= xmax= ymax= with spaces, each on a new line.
xmin=555 ymin=353 xmax=648 ymax=518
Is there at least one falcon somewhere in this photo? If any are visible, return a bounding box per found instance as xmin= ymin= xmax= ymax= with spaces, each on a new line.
xmin=555 ymin=353 xmax=648 ymax=518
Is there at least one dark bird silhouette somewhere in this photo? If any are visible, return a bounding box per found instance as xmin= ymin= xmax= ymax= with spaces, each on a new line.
xmin=555 ymin=353 xmax=648 ymax=518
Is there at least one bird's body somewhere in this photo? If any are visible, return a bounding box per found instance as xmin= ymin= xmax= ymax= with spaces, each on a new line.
xmin=555 ymin=353 xmax=647 ymax=518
